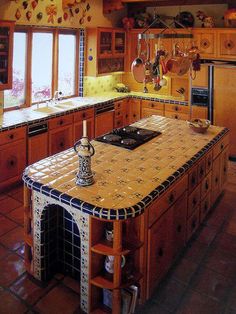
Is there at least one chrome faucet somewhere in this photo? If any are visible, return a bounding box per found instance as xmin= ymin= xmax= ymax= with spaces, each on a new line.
xmin=53 ymin=90 xmax=62 ymax=103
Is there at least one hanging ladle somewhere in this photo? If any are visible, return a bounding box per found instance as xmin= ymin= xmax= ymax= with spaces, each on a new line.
xmin=131 ymin=39 xmax=143 ymax=67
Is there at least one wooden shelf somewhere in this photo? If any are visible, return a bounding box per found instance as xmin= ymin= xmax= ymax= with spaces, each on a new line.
xmin=91 ymin=304 xmax=112 ymax=314
xmin=91 ymin=240 xmax=143 ymax=256
xmin=91 ymin=271 xmax=143 ymax=290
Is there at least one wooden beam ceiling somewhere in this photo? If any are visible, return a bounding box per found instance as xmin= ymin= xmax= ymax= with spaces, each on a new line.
xmin=122 ymin=0 xmax=232 ymax=8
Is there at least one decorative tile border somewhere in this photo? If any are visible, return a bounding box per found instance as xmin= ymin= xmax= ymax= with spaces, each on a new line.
xmin=32 ymin=191 xmax=90 ymax=313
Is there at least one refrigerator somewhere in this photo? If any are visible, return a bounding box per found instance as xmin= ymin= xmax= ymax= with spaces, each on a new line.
xmin=191 ymin=63 xmax=236 ymax=160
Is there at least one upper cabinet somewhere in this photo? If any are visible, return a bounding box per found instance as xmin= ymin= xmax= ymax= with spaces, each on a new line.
xmin=217 ymin=29 xmax=236 ymax=60
xmin=192 ymin=29 xmax=216 ymax=59
xmin=0 ymin=20 xmax=14 ymax=91
xmin=86 ymin=27 xmax=126 ymax=76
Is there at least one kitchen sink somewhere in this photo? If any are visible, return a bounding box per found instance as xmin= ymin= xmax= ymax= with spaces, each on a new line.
xmin=55 ymin=101 xmax=76 ymax=109
xmin=33 ymin=106 xmax=63 ymax=114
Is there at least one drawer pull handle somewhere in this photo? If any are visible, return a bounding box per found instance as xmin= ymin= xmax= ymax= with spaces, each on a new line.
xmin=59 ymin=120 xmax=63 ymax=125
xmin=82 ymin=112 xmax=86 ymax=118
xmin=199 ymin=167 xmax=204 ymax=176
xmin=215 ymin=177 xmax=218 ymax=183
xmin=208 ymin=159 xmax=211 ymax=167
xmin=125 ymin=114 xmax=128 ymax=118
xmin=205 ymin=181 xmax=209 ymax=190
xmin=191 ymin=219 xmax=197 ymax=230
xmin=175 ymin=106 xmax=179 ymax=111
xmin=168 ymin=193 xmax=175 ymax=204
xmin=151 ymin=103 xmax=154 ymax=108
xmin=221 ymin=143 xmax=224 ymax=150
xmin=174 ymin=114 xmax=178 ymax=119
xmin=224 ymin=166 xmax=227 ymax=173
xmin=158 ymin=248 xmax=164 ymax=257
xmin=191 ymin=176 xmax=196 ymax=186
xmin=59 ymin=142 xmax=64 ymax=148
xmin=204 ymin=202 xmax=208 ymax=212
xmin=193 ymin=198 xmax=197 ymax=206
xmin=9 ymin=134 xmax=14 ymax=140
xmin=177 ymin=224 xmax=182 ymax=233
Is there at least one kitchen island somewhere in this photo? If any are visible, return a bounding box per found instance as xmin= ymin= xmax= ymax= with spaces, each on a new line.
xmin=23 ymin=115 xmax=229 ymax=314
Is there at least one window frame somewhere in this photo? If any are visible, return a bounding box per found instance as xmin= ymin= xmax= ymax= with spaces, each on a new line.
xmin=4 ymin=26 xmax=80 ymax=111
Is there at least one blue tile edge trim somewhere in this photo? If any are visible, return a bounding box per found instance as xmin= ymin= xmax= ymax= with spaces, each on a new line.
xmin=22 ymin=127 xmax=229 ymax=221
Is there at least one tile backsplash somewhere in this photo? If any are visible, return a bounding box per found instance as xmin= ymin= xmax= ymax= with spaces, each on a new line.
xmin=83 ymin=74 xmax=122 ymax=96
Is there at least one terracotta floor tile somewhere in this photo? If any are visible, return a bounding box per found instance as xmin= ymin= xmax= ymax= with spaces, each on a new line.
xmin=191 ymin=266 xmax=233 ymax=301
xmin=172 ymin=258 xmax=199 ymax=285
xmin=213 ymin=232 xmax=236 ymax=257
xmin=6 ymin=206 xmax=24 ymax=225
xmin=6 ymin=183 xmax=24 ymax=197
xmin=176 ymin=290 xmax=223 ymax=314
xmin=11 ymin=190 xmax=24 ymax=203
xmin=0 ymin=226 xmax=24 ymax=251
xmin=0 ymin=253 xmax=25 ymax=287
xmin=0 ymin=193 xmax=7 ymax=201
xmin=0 ymin=215 xmax=17 ymax=236
xmin=35 ymin=284 xmax=80 ymax=314
xmin=63 ymin=276 xmax=80 ymax=294
xmin=204 ymin=247 xmax=236 ymax=278
xmin=196 ymin=225 xmax=218 ymax=246
xmin=0 ymin=243 xmax=10 ymax=260
xmin=0 ymin=196 xmax=22 ymax=214
xmin=0 ymin=289 xmax=27 ymax=314
xmin=136 ymin=300 xmax=171 ymax=314
xmin=152 ymin=279 xmax=187 ymax=312
xmin=10 ymin=273 xmax=57 ymax=305
xmin=226 ymin=284 xmax=236 ymax=310
xmin=185 ymin=240 xmax=209 ymax=263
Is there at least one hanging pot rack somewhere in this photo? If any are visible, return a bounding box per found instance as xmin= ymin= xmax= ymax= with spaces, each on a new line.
xmin=138 ymin=15 xmax=193 ymax=40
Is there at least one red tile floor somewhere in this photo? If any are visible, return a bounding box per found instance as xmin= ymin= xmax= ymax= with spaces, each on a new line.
xmin=0 ymin=162 xmax=236 ymax=314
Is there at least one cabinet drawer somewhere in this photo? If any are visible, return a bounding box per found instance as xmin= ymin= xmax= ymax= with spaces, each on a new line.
xmin=188 ymin=163 xmax=199 ymax=193
xmin=188 ymin=184 xmax=201 ymax=218
xmin=212 ymin=135 xmax=229 ymax=160
xmin=0 ymin=127 xmax=26 ymax=145
xmin=141 ymin=108 xmax=164 ymax=118
xmin=114 ymin=100 xmax=125 ymax=110
xmin=165 ymin=111 xmax=189 ymax=121
xmin=49 ymin=114 xmax=74 ymax=130
xmin=74 ymin=108 xmax=94 ymax=122
xmin=201 ymin=171 xmax=212 ymax=200
xmin=148 ymin=175 xmax=188 ymax=227
xmin=142 ymin=100 xmax=164 ymax=110
xmin=165 ymin=104 xmax=189 ymax=114
xmin=200 ymin=192 xmax=211 ymax=223
xmin=114 ymin=116 xmax=123 ymax=128
xmin=198 ymin=158 xmax=206 ymax=181
xmin=187 ymin=208 xmax=200 ymax=241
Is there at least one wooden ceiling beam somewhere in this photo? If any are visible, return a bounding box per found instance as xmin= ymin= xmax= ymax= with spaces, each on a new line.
xmin=123 ymin=0 xmax=231 ymax=8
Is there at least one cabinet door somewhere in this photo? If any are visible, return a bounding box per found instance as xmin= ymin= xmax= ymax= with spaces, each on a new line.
xmin=49 ymin=125 xmax=73 ymax=155
xmin=74 ymin=117 xmax=94 ymax=141
xmin=172 ymin=192 xmax=187 ymax=259
xmin=128 ymin=99 xmax=140 ymax=124
xmin=220 ymin=148 xmax=229 ymax=189
xmin=191 ymin=106 xmax=208 ymax=120
xmin=211 ymin=154 xmax=221 ymax=205
xmin=147 ymin=209 xmax=173 ymax=297
xmin=193 ymin=30 xmax=216 ymax=59
xmin=95 ymin=111 xmax=114 ymax=137
xmin=28 ymin=133 xmax=48 ymax=165
xmin=217 ymin=31 xmax=236 ymax=60
xmin=113 ymin=30 xmax=125 ymax=56
xmin=0 ymin=21 xmax=14 ymax=91
xmin=0 ymin=139 xmax=26 ymax=182
xmin=191 ymin=64 xmax=208 ymax=88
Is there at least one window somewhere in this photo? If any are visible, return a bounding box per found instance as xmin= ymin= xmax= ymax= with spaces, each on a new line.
xmin=32 ymin=32 xmax=53 ymax=102
xmin=58 ymin=33 xmax=76 ymax=97
xmin=4 ymin=28 xmax=81 ymax=110
xmin=4 ymin=32 xmax=27 ymax=109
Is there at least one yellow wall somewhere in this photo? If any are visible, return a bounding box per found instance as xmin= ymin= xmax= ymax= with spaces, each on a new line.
xmin=84 ymin=74 xmax=122 ymax=96
xmin=0 ymin=0 xmax=126 ymax=28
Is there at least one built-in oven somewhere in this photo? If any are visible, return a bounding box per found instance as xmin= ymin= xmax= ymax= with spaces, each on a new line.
xmin=191 ymin=88 xmax=209 ymax=107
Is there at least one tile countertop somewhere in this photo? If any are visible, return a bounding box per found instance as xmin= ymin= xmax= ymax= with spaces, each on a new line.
xmin=23 ymin=115 xmax=228 ymax=220
xmin=0 ymin=92 xmax=187 ymax=131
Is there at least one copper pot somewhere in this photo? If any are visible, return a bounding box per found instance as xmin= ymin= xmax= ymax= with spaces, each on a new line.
xmin=166 ymin=56 xmax=191 ymax=76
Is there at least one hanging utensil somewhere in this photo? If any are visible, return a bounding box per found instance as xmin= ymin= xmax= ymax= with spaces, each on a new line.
xmin=131 ymin=39 xmax=145 ymax=83
xmin=144 ymin=39 xmax=153 ymax=83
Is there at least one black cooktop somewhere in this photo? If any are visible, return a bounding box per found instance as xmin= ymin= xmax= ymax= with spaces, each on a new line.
xmin=95 ymin=126 xmax=162 ymax=150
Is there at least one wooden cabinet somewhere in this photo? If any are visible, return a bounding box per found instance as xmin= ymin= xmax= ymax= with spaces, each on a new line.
xmin=141 ymin=99 xmax=164 ymax=118
xmin=147 ymin=208 xmax=173 ymax=297
xmin=48 ymin=114 xmax=73 ymax=155
xmin=86 ymin=27 xmax=125 ymax=76
xmin=193 ymin=29 xmax=216 ymax=59
xmin=89 ymin=216 xmax=145 ymax=313
xmin=165 ymin=104 xmax=190 ymax=120
xmin=217 ymin=29 xmax=236 ymax=60
xmin=114 ymin=99 xmax=126 ymax=128
xmin=74 ymin=108 xmax=95 ymax=141
xmin=192 ymin=64 xmax=208 ymax=88
xmin=0 ymin=126 xmax=26 ymax=190
xmin=0 ymin=20 xmax=14 ymax=91
xmin=126 ymin=98 xmax=141 ymax=124
xmin=191 ymin=106 xmax=208 ymax=120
